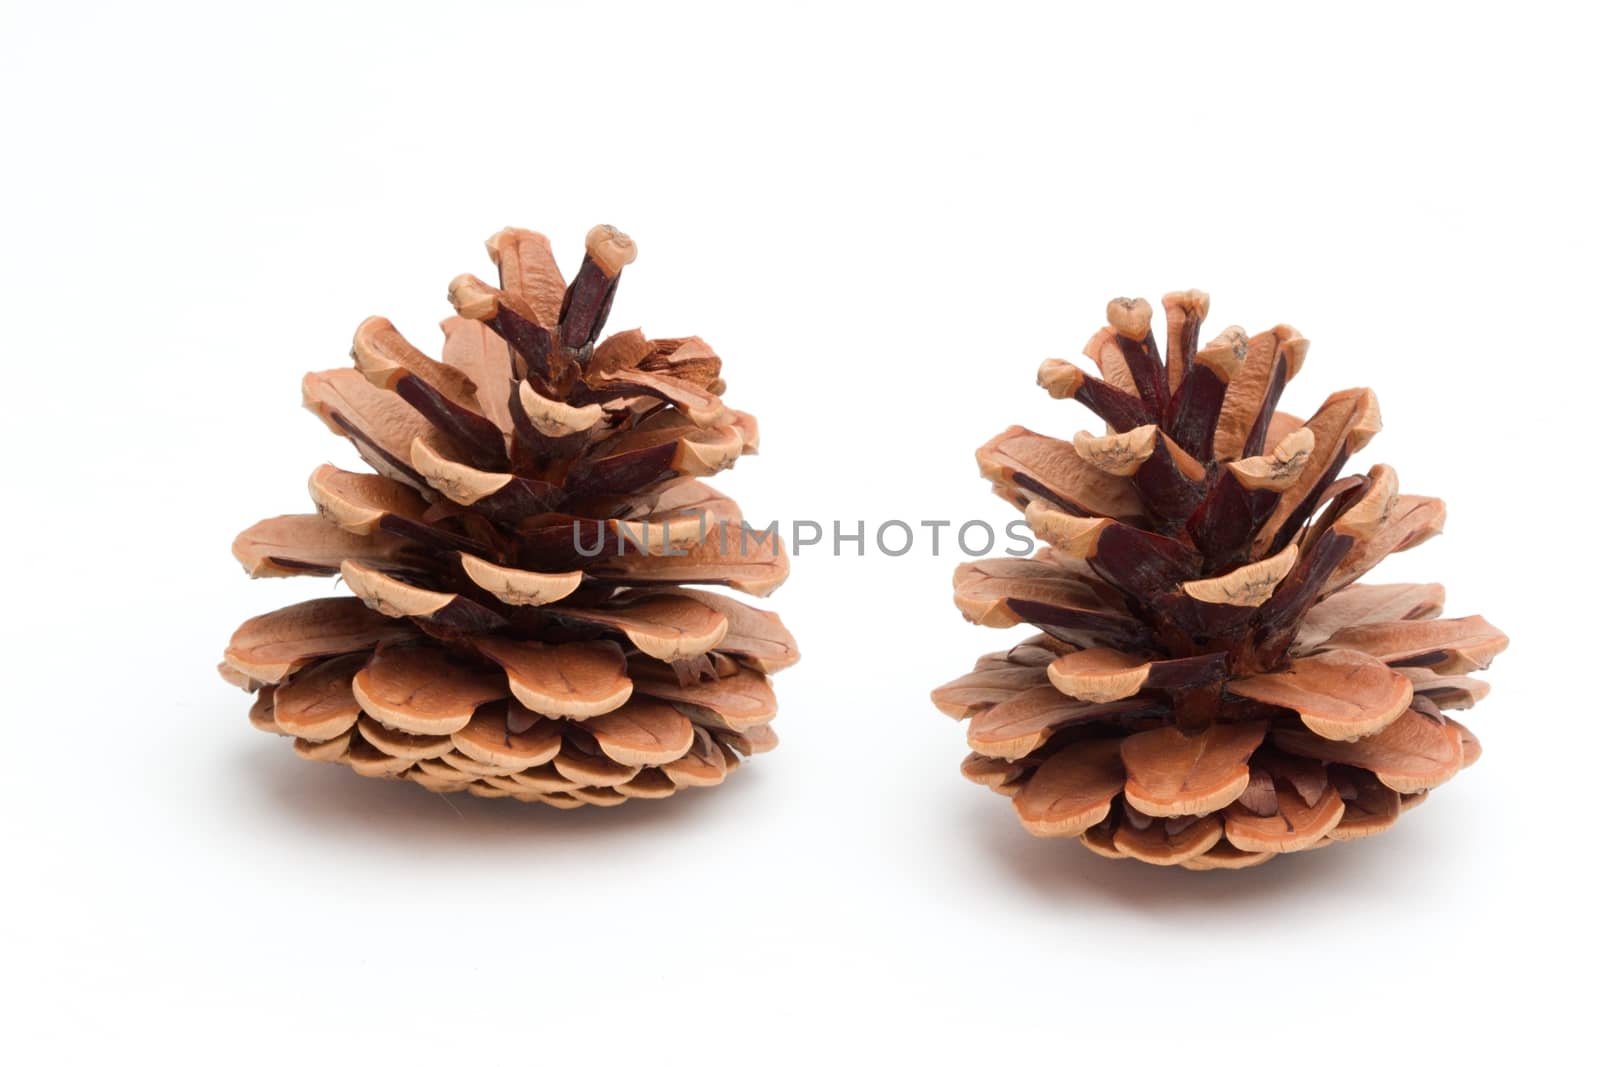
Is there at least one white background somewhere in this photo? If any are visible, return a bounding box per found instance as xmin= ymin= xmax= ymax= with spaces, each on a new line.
xmin=4 ymin=1 xmax=1596 ymax=1061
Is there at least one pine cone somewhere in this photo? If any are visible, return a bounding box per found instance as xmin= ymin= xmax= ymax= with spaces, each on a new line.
xmin=933 ymin=292 xmax=1506 ymax=868
xmin=221 ymin=226 xmax=797 ymax=807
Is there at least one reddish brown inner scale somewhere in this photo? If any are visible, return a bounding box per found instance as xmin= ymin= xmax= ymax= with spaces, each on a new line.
xmin=302 ymin=227 xmax=767 ymax=658
xmin=1022 ymin=300 xmax=1358 ymax=726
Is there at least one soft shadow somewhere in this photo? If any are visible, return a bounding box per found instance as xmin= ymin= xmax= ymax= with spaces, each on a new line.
xmin=232 ymin=742 xmax=735 ymax=848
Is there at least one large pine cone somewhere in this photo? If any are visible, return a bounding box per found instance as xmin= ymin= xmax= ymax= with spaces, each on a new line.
xmin=221 ymin=226 xmax=797 ymax=807
xmin=933 ymin=292 xmax=1505 ymax=867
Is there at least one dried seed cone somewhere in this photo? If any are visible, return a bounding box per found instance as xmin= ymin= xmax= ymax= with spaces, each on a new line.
xmin=221 ymin=226 xmax=797 ymax=807
xmin=933 ymin=292 xmax=1506 ymax=868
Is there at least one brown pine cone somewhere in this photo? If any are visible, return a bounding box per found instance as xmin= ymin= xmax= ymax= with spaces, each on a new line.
xmin=221 ymin=226 xmax=798 ymax=807
xmin=933 ymin=291 xmax=1505 ymax=867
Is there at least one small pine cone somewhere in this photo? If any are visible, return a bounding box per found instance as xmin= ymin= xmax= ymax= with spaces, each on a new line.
xmin=221 ymin=226 xmax=798 ymax=807
xmin=933 ymin=292 xmax=1505 ymax=868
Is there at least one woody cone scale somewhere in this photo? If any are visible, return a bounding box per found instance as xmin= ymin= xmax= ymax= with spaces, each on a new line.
xmin=933 ymin=292 xmax=1506 ymax=868
xmin=220 ymin=226 xmax=797 ymax=807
